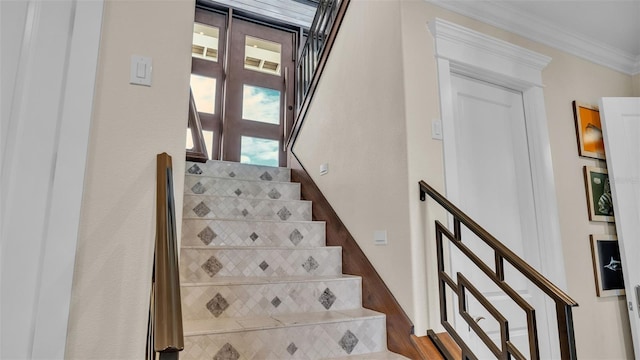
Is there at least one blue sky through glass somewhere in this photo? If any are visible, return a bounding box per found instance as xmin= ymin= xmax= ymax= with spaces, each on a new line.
xmin=240 ymin=136 xmax=279 ymax=167
xmin=242 ymin=85 xmax=280 ymax=124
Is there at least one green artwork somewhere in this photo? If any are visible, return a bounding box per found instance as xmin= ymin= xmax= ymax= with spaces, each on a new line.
xmin=590 ymin=171 xmax=613 ymax=217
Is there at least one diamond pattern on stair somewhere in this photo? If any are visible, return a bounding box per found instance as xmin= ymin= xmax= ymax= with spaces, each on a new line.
xmin=183 ymin=196 xmax=311 ymax=221
xmin=319 ymin=288 xmax=337 ymax=310
xmin=289 ymin=229 xmax=304 ymax=246
xmin=259 ymin=261 xmax=269 ymax=271
xmin=182 ymin=314 xmax=386 ymax=359
xmin=302 ymin=256 xmax=319 ymax=272
xmin=193 ymin=201 xmax=211 ymax=217
xmin=206 ymin=293 xmax=229 ymax=317
xmin=191 ymin=182 xmax=206 ymax=194
xmin=187 ymin=164 xmax=202 ymax=175
xmin=201 ymin=256 xmax=223 ymax=277
xmin=278 ymin=207 xmax=292 ymax=220
xmin=213 ymin=343 xmax=240 ymax=360
xmin=260 ymin=171 xmax=273 ymax=181
xmin=268 ymin=188 xmax=281 ymax=199
xmin=197 ymin=226 xmax=217 ymax=245
xmin=182 ymin=219 xmax=325 ymax=247
xmin=181 ymin=248 xmax=341 ymax=281
xmin=181 ymin=277 xmax=361 ymax=319
xmin=271 ymin=296 xmax=282 ymax=308
xmin=184 ymin=176 xmax=300 ymax=199
xmin=287 ymin=342 xmax=298 ymax=355
xmin=179 ymin=160 xmax=393 ymax=359
xmin=185 ymin=160 xmax=290 ymax=182
xmin=340 ymin=330 xmax=359 ymax=354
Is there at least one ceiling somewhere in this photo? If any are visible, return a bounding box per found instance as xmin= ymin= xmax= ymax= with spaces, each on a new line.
xmin=430 ymin=0 xmax=640 ymax=75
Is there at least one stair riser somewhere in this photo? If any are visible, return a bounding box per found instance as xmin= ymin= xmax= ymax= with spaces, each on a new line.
xmin=183 ymin=195 xmax=311 ymax=221
xmin=182 ymin=317 xmax=386 ymax=359
xmin=181 ymin=219 xmax=326 ymax=247
xmin=186 ymin=161 xmax=290 ymax=182
xmin=180 ymin=248 xmax=342 ymax=282
xmin=182 ymin=278 xmax=362 ymax=320
xmin=185 ymin=175 xmax=300 ymax=200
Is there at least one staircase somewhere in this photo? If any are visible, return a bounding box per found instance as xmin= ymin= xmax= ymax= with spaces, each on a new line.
xmin=178 ymin=160 xmax=407 ymax=359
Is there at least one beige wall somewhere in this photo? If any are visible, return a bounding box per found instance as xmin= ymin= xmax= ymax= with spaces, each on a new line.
xmin=65 ymin=0 xmax=193 ymax=358
xmin=402 ymin=2 xmax=635 ymax=358
xmin=633 ymin=74 xmax=640 ymax=96
xmin=297 ymin=0 xmax=634 ymax=357
xmin=293 ymin=0 xmax=419 ymax=325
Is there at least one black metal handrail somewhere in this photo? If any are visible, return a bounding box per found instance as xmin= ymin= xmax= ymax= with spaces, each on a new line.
xmin=419 ymin=180 xmax=578 ymax=360
xmin=287 ymin=0 xmax=350 ymax=150
xmin=147 ymin=153 xmax=184 ymax=360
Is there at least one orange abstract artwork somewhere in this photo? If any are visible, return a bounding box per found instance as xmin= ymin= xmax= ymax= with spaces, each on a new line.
xmin=574 ymin=101 xmax=606 ymax=159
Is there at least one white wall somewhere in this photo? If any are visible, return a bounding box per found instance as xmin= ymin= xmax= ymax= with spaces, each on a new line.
xmin=0 ymin=1 xmax=104 ymax=358
xmin=295 ymin=0 xmax=635 ymax=357
xmin=65 ymin=1 xmax=193 ymax=358
xmin=293 ymin=0 xmax=420 ymax=329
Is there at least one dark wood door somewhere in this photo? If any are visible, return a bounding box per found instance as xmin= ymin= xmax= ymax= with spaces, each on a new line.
xmin=223 ymin=19 xmax=295 ymax=167
xmin=189 ymin=9 xmax=226 ymax=161
xmin=189 ymin=10 xmax=295 ymax=167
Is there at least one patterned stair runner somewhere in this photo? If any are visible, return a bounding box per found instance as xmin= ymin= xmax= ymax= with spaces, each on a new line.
xmin=180 ymin=160 xmax=407 ymax=359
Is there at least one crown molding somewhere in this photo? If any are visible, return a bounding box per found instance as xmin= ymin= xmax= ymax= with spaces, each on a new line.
xmin=428 ymin=0 xmax=639 ymax=75
xmin=428 ymin=18 xmax=551 ymax=87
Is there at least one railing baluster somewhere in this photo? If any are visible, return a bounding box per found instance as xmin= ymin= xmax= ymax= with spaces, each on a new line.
xmin=420 ymin=180 xmax=578 ymax=359
xmin=495 ymin=253 xmax=504 ymax=281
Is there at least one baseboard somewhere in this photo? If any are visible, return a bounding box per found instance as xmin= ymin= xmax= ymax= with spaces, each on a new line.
xmin=289 ymin=154 xmax=423 ymax=360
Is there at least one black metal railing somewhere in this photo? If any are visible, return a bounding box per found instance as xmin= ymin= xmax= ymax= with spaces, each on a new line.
xmin=287 ymin=0 xmax=350 ymax=149
xmin=419 ymin=180 xmax=578 ymax=360
xmin=146 ymin=153 xmax=184 ymax=360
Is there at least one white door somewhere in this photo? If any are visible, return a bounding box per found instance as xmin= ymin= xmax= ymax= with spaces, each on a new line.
xmin=446 ymin=75 xmax=553 ymax=358
xmin=599 ymin=97 xmax=640 ymax=357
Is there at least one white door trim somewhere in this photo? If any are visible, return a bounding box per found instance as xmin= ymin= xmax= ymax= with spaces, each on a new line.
xmin=428 ymin=17 xmax=567 ymax=355
xmin=0 ymin=1 xmax=104 ymax=358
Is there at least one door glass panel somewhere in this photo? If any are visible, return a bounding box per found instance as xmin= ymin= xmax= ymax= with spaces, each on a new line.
xmin=240 ymin=136 xmax=279 ymax=167
xmin=190 ymin=75 xmax=216 ymax=114
xmin=192 ymin=23 xmax=219 ymax=62
xmin=244 ymin=36 xmax=282 ymax=75
xmin=186 ymin=128 xmax=194 ymax=150
xmin=203 ymin=130 xmax=214 ymax=160
xmin=242 ymin=84 xmax=280 ymax=124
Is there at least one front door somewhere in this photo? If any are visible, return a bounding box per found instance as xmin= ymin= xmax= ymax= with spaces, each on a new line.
xmin=600 ymin=97 xmax=640 ymax=357
xmin=189 ymin=8 xmax=295 ymax=167
xmin=447 ymin=74 xmax=554 ymax=358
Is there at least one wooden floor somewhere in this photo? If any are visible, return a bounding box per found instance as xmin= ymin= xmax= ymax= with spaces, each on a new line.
xmin=411 ymin=332 xmax=462 ymax=360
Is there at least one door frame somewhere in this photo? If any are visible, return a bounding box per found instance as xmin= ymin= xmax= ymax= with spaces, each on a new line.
xmin=599 ymin=97 xmax=640 ymax=356
xmin=428 ymin=18 xmax=567 ymax=356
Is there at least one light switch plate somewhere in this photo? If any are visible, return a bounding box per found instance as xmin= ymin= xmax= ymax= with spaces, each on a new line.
xmin=432 ymin=119 xmax=443 ymax=140
xmin=374 ymin=230 xmax=387 ymax=245
xmin=320 ymin=163 xmax=328 ymax=175
xmin=130 ymin=55 xmax=152 ymax=86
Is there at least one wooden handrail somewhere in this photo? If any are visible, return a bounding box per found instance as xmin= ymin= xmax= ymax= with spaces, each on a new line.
xmin=419 ymin=180 xmax=578 ymax=359
xmin=147 ymin=153 xmax=184 ymax=358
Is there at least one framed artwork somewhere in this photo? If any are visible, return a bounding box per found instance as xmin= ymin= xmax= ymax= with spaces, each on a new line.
xmin=584 ymin=166 xmax=615 ymax=222
xmin=573 ymin=101 xmax=606 ymax=159
xmin=590 ymin=234 xmax=625 ymax=297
